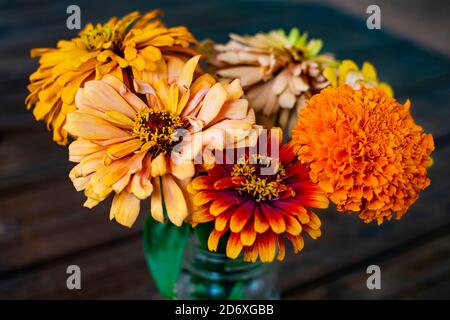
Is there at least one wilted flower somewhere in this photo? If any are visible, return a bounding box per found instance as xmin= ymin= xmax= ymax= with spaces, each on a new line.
xmin=26 ymin=10 xmax=198 ymax=145
xmin=65 ymin=56 xmax=255 ymax=227
xmin=205 ymin=28 xmax=336 ymax=135
xmin=292 ymin=85 xmax=434 ymax=224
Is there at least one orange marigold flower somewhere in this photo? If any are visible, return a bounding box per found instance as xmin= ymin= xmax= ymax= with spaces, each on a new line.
xmin=292 ymin=85 xmax=434 ymax=224
xmin=188 ymin=137 xmax=329 ymax=263
xmin=65 ymin=56 xmax=255 ymax=228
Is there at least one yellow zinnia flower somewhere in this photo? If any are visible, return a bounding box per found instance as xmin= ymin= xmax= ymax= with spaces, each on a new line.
xmin=65 ymin=56 xmax=256 ymax=228
xmin=323 ymin=59 xmax=394 ymax=97
xmin=26 ymin=10 xmax=198 ymax=145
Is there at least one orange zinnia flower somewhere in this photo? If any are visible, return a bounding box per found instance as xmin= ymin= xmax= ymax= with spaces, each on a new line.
xmin=65 ymin=56 xmax=255 ymax=227
xmin=189 ymin=136 xmax=329 ymax=262
xmin=292 ymin=85 xmax=434 ymax=224
xmin=26 ymin=10 xmax=198 ymax=145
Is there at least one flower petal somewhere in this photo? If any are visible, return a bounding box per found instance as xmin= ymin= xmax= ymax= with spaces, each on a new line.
xmin=240 ymin=219 xmax=256 ymax=246
xmin=191 ymin=207 xmax=215 ymax=225
xmin=193 ymin=190 xmax=216 ymax=206
xmin=177 ymin=55 xmax=200 ymax=92
xmin=243 ymin=245 xmax=259 ymax=263
xmin=215 ymin=209 xmax=233 ymax=232
xmin=212 ymin=99 xmax=248 ymax=122
xmin=65 ymin=112 xmax=129 ymax=140
xmin=260 ymin=204 xmax=286 ymax=234
xmin=150 ymin=177 xmax=164 ymax=223
xmin=150 ymin=153 xmax=167 ymax=177
xmin=230 ymin=202 xmax=254 ymax=233
xmin=170 ymin=157 xmax=195 ymax=180
xmin=226 ymin=232 xmax=243 ymax=259
xmin=190 ymin=176 xmax=215 ymax=191
xmin=286 ymin=234 xmax=304 ymax=253
xmin=276 ymin=235 xmax=286 ymax=261
xmin=208 ymin=228 xmax=227 ymax=252
xmin=106 ymin=138 xmax=143 ymax=161
xmin=84 ymin=80 xmax=136 ymax=118
xmin=225 ymin=79 xmax=243 ymax=100
xmin=68 ymin=138 xmax=107 ymax=162
xmin=161 ymin=174 xmax=188 ymax=226
xmin=254 ymin=206 xmax=269 ymax=233
xmin=196 ymin=83 xmax=227 ymax=125
xmin=209 ymin=192 xmax=241 ymax=216
xmin=217 ymin=66 xmax=263 ymax=87
xmin=258 ymin=232 xmax=276 ymax=263
xmin=284 ymin=213 xmax=302 ymax=236
xmin=129 ymin=156 xmax=153 ymax=200
xmin=274 ymin=200 xmax=310 ymax=224
xmin=110 ymin=191 xmax=140 ymax=228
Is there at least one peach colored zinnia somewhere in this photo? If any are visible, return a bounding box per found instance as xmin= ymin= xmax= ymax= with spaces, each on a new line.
xmin=292 ymin=85 xmax=434 ymax=224
xmin=65 ymin=56 xmax=255 ymax=227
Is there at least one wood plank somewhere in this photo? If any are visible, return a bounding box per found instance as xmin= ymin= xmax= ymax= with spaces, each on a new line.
xmin=0 ymin=172 xmax=146 ymax=274
xmin=284 ymin=227 xmax=450 ymax=299
xmin=407 ymin=87 xmax=450 ymax=138
xmin=402 ymin=272 xmax=450 ymax=299
xmin=0 ymin=127 xmax=147 ymax=273
xmin=0 ymin=126 xmax=68 ymax=191
xmin=0 ymin=235 xmax=157 ymax=299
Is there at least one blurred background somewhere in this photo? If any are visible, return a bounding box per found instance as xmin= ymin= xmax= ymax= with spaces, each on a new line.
xmin=0 ymin=0 xmax=449 ymax=299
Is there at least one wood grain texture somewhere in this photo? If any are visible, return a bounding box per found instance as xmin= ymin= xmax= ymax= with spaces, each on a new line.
xmin=285 ymin=226 xmax=450 ymax=299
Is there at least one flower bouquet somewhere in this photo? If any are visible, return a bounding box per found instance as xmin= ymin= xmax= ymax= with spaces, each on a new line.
xmin=26 ymin=10 xmax=434 ymax=299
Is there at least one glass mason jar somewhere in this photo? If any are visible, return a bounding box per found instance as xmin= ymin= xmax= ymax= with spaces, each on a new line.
xmin=176 ymin=238 xmax=280 ymax=300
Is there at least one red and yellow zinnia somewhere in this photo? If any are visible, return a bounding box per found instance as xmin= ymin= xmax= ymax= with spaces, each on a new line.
xmin=292 ymin=85 xmax=434 ymax=224
xmin=65 ymin=56 xmax=255 ymax=227
xmin=188 ymin=134 xmax=329 ymax=262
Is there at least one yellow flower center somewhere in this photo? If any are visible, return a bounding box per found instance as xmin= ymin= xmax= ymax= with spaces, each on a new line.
xmin=231 ymin=155 xmax=290 ymax=202
xmin=80 ymin=24 xmax=123 ymax=51
xmin=132 ymin=110 xmax=185 ymax=156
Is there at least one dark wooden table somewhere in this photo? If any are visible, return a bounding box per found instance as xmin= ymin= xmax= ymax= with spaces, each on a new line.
xmin=0 ymin=0 xmax=449 ymax=299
